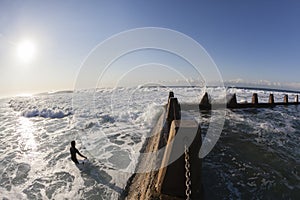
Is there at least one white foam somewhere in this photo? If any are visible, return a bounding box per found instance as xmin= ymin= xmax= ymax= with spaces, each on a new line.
xmin=9 ymin=95 xmax=73 ymax=119
xmin=2 ymin=86 xmax=300 ymax=199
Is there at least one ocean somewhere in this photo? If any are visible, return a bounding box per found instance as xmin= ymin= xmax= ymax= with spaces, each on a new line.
xmin=0 ymin=87 xmax=299 ymax=199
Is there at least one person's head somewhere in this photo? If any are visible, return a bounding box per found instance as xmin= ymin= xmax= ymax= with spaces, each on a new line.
xmin=71 ymin=140 xmax=76 ymax=147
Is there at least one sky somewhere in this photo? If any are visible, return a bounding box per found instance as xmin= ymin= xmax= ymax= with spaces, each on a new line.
xmin=0 ymin=0 xmax=300 ymax=97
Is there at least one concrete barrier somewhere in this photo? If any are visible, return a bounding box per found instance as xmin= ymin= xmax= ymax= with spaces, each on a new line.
xmin=125 ymin=92 xmax=202 ymax=200
xmin=166 ymin=97 xmax=181 ymax=124
xmin=169 ymin=91 xmax=174 ymax=99
xmin=200 ymin=92 xmax=299 ymax=110
xmin=156 ymin=120 xmax=202 ymax=199
xmin=252 ymin=93 xmax=258 ymax=104
xmin=163 ymin=97 xmax=181 ymax=145
xmin=227 ymin=93 xmax=237 ymax=108
xmin=284 ymin=95 xmax=288 ymax=104
xmin=199 ymin=92 xmax=211 ymax=110
xmin=269 ymin=94 xmax=274 ymax=104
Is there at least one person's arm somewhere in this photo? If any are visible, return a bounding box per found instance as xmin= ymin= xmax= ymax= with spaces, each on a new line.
xmin=76 ymin=149 xmax=87 ymax=159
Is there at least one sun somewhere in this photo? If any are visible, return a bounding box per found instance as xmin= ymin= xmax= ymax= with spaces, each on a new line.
xmin=17 ymin=40 xmax=36 ymax=63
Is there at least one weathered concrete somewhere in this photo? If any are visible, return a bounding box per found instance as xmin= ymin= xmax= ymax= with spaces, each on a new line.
xmin=125 ymin=94 xmax=202 ymax=200
xmin=269 ymin=94 xmax=274 ymax=104
xmin=252 ymin=93 xmax=258 ymax=104
xmin=199 ymin=93 xmax=299 ymax=110
xmin=169 ymin=91 xmax=174 ymax=99
xmin=166 ymin=97 xmax=181 ymax=124
xmin=199 ymin=92 xmax=212 ymax=110
xmin=156 ymin=120 xmax=202 ymax=199
xmin=227 ymin=93 xmax=237 ymax=108
xmin=284 ymin=95 xmax=289 ymax=104
xmin=162 ymin=97 xmax=181 ymax=147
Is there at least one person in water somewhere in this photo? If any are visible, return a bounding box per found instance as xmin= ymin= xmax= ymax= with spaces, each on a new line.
xmin=70 ymin=140 xmax=87 ymax=164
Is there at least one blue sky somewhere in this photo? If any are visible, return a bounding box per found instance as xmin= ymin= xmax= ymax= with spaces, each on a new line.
xmin=0 ymin=0 xmax=300 ymax=96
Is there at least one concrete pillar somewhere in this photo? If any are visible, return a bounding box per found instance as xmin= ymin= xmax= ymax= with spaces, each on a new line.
xmin=156 ymin=120 xmax=202 ymax=199
xmin=284 ymin=95 xmax=288 ymax=103
xmin=227 ymin=93 xmax=237 ymax=107
xmin=169 ymin=91 xmax=174 ymax=99
xmin=252 ymin=93 xmax=258 ymax=104
xmin=166 ymin=97 xmax=181 ymax=123
xmin=295 ymin=95 xmax=298 ymax=103
xmin=199 ymin=92 xmax=211 ymax=110
xmin=269 ymin=94 xmax=274 ymax=104
xmin=200 ymin=92 xmax=209 ymax=105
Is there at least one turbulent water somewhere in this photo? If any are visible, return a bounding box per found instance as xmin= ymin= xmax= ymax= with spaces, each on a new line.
xmin=199 ymin=88 xmax=300 ymax=199
xmin=0 ymin=87 xmax=299 ymax=199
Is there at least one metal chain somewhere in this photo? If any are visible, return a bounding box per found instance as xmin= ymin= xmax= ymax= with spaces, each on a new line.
xmin=184 ymin=145 xmax=191 ymax=200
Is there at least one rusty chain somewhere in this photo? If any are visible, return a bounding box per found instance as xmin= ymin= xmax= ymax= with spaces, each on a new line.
xmin=184 ymin=145 xmax=191 ymax=200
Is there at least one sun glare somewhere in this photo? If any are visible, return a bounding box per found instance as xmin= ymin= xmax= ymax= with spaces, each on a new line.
xmin=17 ymin=40 xmax=36 ymax=63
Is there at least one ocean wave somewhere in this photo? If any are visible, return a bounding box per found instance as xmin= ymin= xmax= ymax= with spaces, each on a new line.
xmin=8 ymin=95 xmax=73 ymax=119
xmin=21 ymin=108 xmax=72 ymax=118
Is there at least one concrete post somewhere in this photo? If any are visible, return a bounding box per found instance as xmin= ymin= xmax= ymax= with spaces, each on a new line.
xmin=166 ymin=97 xmax=181 ymax=124
xmin=169 ymin=91 xmax=174 ymax=99
xmin=156 ymin=120 xmax=202 ymax=199
xmin=199 ymin=92 xmax=211 ymax=109
xmin=200 ymin=92 xmax=209 ymax=105
xmin=269 ymin=94 xmax=274 ymax=104
xmin=252 ymin=93 xmax=258 ymax=104
xmin=227 ymin=93 xmax=237 ymax=108
xmin=284 ymin=95 xmax=288 ymax=104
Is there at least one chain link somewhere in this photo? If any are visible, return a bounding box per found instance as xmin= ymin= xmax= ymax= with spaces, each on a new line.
xmin=184 ymin=145 xmax=191 ymax=200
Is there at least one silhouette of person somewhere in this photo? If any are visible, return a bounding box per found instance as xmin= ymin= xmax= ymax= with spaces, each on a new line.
xmin=70 ymin=140 xmax=87 ymax=164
